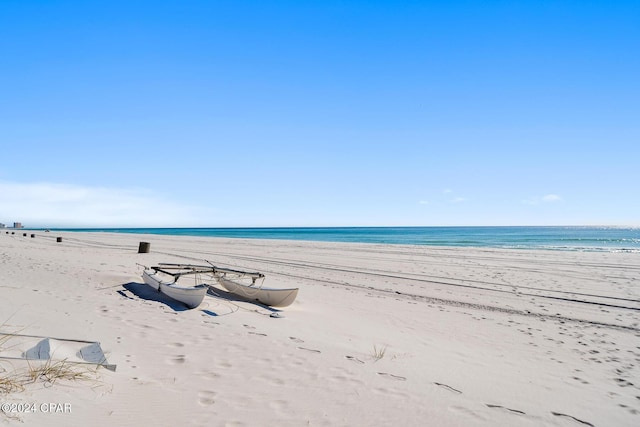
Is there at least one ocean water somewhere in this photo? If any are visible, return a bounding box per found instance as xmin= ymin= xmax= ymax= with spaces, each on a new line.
xmin=37 ymin=226 xmax=640 ymax=252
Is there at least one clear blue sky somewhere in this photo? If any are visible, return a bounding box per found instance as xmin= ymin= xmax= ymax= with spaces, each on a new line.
xmin=1 ymin=0 xmax=638 ymax=227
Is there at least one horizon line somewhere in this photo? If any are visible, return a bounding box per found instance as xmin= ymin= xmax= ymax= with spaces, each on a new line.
xmin=12 ymin=224 xmax=640 ymax=230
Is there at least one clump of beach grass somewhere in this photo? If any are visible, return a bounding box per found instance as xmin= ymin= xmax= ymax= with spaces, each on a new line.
xmin=26 ymin=358 xmax=98 ymax=387
xmin=1 ymin=358 xmax=100 ymax=397
xmin=0 ymin=324 xmax=24 ymax=394
xmin=371 ymin=344 xmax=388 ymax=362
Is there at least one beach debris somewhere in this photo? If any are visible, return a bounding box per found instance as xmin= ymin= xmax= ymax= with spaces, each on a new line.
xmin=485 ymin=404 xmax=526 ymax=415
xmin=0 ymin=333 xmax=116 ymax=371
xmin=377 ymin=372 xmax=407 ymax=381
xmin=434 ymin=382 xmax=462 ymax=394
xmin=551 ymin=412 xmax=594 ymax=427
xmin=345 ymin=355 xmax=365 ymax=364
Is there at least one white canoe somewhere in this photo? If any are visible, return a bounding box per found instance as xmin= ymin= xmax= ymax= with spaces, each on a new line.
xmin=142 ymin=270 xmax=207 ymax=309
xmin=216 ymin=276 xmax=298 ymax=308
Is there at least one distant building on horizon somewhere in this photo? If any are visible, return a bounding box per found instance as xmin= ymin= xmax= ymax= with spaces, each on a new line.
xmin=13 ymin=222 xmax=23 ymax=229
xmin=0 ymin=223 xmax=5 ymax=228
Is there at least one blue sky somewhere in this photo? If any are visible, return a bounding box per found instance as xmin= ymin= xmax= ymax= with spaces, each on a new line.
xmin=1 ymin=0 xmax=638 ymax=227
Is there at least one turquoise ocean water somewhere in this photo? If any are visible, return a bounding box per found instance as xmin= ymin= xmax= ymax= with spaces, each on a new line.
xmin=37 ymin=226 xmax=640 ymax=252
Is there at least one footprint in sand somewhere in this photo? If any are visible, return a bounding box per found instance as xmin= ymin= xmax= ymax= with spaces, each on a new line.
xmin=125 ymin=353 xmax=137 ymax=369
xmin=198 ymin=391 xmax=216 ymax=406
xmin=167 ymin=355 xmax=186 ymax=365
xmin=248 ymin=331 xmax=267 ymax=336
xmin=377 ymin=372 xmax=407 ymax=381
xmin=572 ymin=376 xmax=589 ymax=385
xmin=614 ymin=378 xmax=634 ymax=387
xmin=195 ymin=370 xmax=221 ymax=380
xmin=216 ymin=360 xmax=233 ymax=369
xmin=289 ymin=337 xmax=304 ymax=343
xmin=243 ymin=324 xmax=256 ymax=330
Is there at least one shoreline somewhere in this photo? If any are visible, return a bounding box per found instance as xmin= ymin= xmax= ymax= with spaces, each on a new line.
xmin=1 ymin=231 xmax=639 ymax=426
xmin=14 ymin=225 xmax=640 ymax=253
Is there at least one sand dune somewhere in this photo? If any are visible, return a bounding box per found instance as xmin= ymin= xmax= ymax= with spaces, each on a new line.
xmin=1 ymin=231 xmax=639 ymax=426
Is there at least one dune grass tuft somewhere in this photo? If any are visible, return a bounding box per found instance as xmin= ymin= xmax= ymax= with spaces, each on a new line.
xmin=371 ymin=344 xmax=388 ymax=362
xmin=26 ymin=358 xmax=98 ymax=387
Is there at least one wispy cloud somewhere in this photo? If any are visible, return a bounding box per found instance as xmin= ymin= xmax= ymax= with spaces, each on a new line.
xmin=0 ymin=181 xmax=210 ymax=227
xmin=451 ymin=197 xmax=467 ymax=203
xmin=542 ymin=194 xmax=562 ymax=202
xmin=418 ymin=200 xmax=429 ymax=205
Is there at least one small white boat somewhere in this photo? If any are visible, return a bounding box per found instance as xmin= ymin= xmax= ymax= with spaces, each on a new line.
xmin=216 ymin=276 xmax=299 ymax=308
xmin=142 ymin=269 xmax=207 ymax=309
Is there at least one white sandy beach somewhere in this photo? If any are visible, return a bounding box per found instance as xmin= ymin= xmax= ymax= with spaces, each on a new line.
xmin=1 ymin=231 xmax=639 ymax=426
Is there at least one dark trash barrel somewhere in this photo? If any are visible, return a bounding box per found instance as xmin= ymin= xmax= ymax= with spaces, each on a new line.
xmin=31 ymin=234 xmax=35 ymax=238
xmin=138 ymin=241 xmax=150 ymax=253
xmin=56 ymin=237 xmax=62 ymax=243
